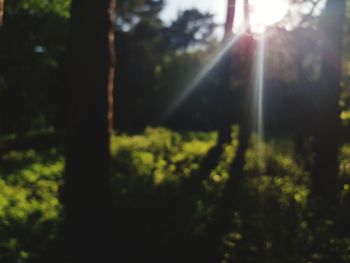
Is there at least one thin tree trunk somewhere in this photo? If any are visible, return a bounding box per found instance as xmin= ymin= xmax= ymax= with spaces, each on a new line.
xmin=224 ymin=0 xmax=236 ymax=41
xmin=311 ymin=0 xmax=346 ymax=203
xmin=0 ymin=0 xmax=4 ymax=27
xmin=64 ymin=0 xmax=116 ymax=262
xmin=244 ymin=0 xmax=250 ymax=32
xmin=108 ymin=0 xmax=116 ymax=134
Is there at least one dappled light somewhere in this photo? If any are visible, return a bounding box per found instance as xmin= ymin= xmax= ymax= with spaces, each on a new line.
xmin=3 ymin=129 xmax=350 ymax=261
xmin=1 ymin=0 xmax=350 ymax=262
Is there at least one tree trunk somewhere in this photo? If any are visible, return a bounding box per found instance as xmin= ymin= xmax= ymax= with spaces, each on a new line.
xmin=224 ymin=0 xmax=236 ymax=41
xmin=244 ymin=0 xmax=250 ymax=32
xmin=108 ymin=0 xmax=116 ymax=133
xmin=311 ymin=0 xmax=346 ymax=203
xmin=0 ymin=0 xmax=4 ymax=27
xmin=221 ymin=0 xmax=253 ymax=203
xmin=202 ymin=3 xmax=255 ymax=256
xmin=182 ymin=0 xmax=237 ymax=194
xmin=64 ymin=0 xmax=116 ymax=262
xmin=293 ymin=29 xmax=313 ymax=170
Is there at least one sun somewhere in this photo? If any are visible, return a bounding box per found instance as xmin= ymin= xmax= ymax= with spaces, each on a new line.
xmin=249 ymin=0 xmax=289 ymax=28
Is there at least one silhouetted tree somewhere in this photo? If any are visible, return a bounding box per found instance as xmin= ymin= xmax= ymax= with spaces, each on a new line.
xmin=311 ymin=0 xmax=346 ymax=203
xmin=64 ymin=0 xmax=116 ymax=262
xmin=0 ymin=1 xmax=70 ymax=135
xmin=189 ymin=1 xmax=257 ymax=260
xmin=181 ymin=0 xmax=236 ymax=196
xmin=224 ymin=0 xmax=235 ymax=41
xmin=115 ymin=3 xmax=217 ymax=131
xmin=163 ymin=9 xmax=215 ymax=51
xmin=221 ymin=0 xmax=253 ymax=201
xmin=292 ymin=26 xmax=318 ymax=170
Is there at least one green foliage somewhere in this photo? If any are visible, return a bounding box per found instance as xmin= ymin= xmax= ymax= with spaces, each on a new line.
xmin=2 ymin=128 xmax=350 ymax=262
xmin=341 ymin=110 xmax=350 ymax=126
xmin=0 ymin=149 xmax=63 ymax=263
xmin=0 ymin=0 xmax=70 ymax=134
xmin=7 ymin=0 xmax=71 ymax=17
xmin=111 ymin=127 xmax=215 ymax=186
xmin=115 ymin=0 xmax=219 ymax=131
xmin=117 ymin=0 xmax=164 ymax=30
xmin=163 ymin=9 xmax=216 ymax=50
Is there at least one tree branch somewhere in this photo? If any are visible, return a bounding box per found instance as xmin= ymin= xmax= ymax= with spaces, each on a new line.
xmin=297 ymin=0 xmax=321 ymax=27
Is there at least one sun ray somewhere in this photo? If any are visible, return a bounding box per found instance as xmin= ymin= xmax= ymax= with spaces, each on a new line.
xmin=252 ymin=33 xmax=266 ymax=171
xmin=160 ymin=34 xmax=243 ymax=121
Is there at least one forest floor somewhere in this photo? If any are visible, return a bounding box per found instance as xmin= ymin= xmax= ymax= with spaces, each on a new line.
xmin=1 ymin=127 xmax=350 ymax=262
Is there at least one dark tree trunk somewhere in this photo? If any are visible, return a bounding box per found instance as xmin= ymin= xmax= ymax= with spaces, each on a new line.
xmin=293 ymin=29 xmax=314 ymax=169
xmin=202 ymin=34 xmax=256 ymax=262
xmin=182 ymin=0 xmax=237 ymax=194
xmin=217 ymin=32 xmax=255 ymax=233
xmin=201 ymin=2 xmax=255 ymax=255
xmin=64 ymin=0 xmax=116 ymax=262
xmin=311 ymin=0 xmax=346 ymax=203
xmin=219 ymin=0 xmax=254 ymax=210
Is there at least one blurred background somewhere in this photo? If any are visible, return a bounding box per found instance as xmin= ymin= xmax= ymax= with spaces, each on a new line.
xmin=1 ymin=0 xmax=350 ymax=262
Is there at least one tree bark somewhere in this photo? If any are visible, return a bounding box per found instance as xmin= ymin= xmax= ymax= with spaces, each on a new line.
xmin=224 ymin=0 xmax=236 ymax=41
xmin=108 ymin=0 xmax=116 ymax=134
xmin=311 ymin=0 xmax=346 ymax=203
xmin=0 ymin=0 xmax=4 ymax=27
xmin=64 ymin=0 xmax=116 ymax=262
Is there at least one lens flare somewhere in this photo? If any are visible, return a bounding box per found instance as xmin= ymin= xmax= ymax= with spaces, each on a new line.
xmin=250 ymin=0 xmax=288 ymax=27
